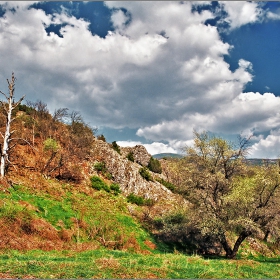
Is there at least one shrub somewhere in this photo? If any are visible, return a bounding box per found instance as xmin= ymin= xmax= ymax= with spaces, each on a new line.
xmin=90 ymin=176 xmax=121 ymax=195
xmin=112 ymin=141 xmax=121 ymax=154
xmin=43 ymin=138 xmax=59 ymax=152
xmin=156 ymin=178 xmax=176 ymax=192
xmin=94 ymin=162 xmax=113 ymax=180
xmin=127 ymin=193 xmax=154 ymax=206
xmin=90 ymin=176 xmax=109 ymax=192
xmin=126 ymin=151 xmax=134 ymax=162
xmin=139 ymin=167 xmax=153 ymax=181
xmin=127 ymin=193 xmax=144 ymax=205
xmin=147 ymin=157 xmax=162 ymax=174
xmin=94 ymin=162 xmax=106 ymax=173
xmin=97 ymin=134 xmax=106 ymax=142
xmin=109 ymin=183 xmax=121 ymax=196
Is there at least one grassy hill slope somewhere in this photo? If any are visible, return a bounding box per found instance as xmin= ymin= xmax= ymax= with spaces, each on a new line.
xmin=0 ymin=103 xmax=280 ymax=278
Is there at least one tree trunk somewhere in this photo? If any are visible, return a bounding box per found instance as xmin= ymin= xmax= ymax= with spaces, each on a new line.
xmin=0 ymin=82 xmax=13 ymax=177
xmin=220 ymin=233 xmax=233 ymax=257
xmin=227 ymin=230 xmax=252 ymax=259
xmin=0 ymin=73 xmax=24 ymax=177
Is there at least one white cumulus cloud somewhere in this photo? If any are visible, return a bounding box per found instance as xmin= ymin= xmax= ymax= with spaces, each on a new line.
xmin=0 ymin=1 xmax=279 ymax=157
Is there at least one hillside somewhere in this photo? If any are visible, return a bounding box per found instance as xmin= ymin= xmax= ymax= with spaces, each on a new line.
xmin=0 ymin=102 xmax=184 ymax=252
xmin=1 ymin=101 xmax=280 ymax=278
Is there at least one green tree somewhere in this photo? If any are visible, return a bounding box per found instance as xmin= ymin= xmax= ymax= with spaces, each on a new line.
xmin=180 ymin=131 xmax=280 ymax=259
xmin=139 ymin=167 xmax=153 ymax=181
xmin=112 ymin=141 xmax=121 ymax=154
xmin=126 ymin=151 xmax=134 ymax=162
xmin=147 ymin=156 xmax=162 ymax=174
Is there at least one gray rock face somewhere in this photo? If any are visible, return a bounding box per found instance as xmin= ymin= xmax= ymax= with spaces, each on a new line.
xmin=120 ymin=145 xmax=151 ymax=166
xmin=91 ymin=139 xmax=179 ymax=202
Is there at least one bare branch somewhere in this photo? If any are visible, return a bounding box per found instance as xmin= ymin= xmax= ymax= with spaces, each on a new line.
xmin=9 ymin=137 xmax=38 ymax=152
xmin=0 ymin=90 xmax=9 ymax=100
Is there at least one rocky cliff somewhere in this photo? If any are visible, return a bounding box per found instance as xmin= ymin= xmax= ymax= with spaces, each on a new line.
xmin=91 ymin=139 xmax=183 ymax=207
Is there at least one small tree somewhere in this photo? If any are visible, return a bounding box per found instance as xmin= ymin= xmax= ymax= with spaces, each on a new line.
xmin=112 ymin=141 xmax=121 ymax=154
xmin=180 ymin=131 xmax=280 ymax=258
xmin=148 ymin=156 xmax=162 ymax=174
xmin=0 ymin=73 xmax=24 ymax=177
xmin=126 ymin=151 xmax=134 ymax=162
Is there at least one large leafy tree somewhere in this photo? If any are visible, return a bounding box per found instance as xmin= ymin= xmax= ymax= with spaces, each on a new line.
xmin=182 ymin=131 xmax=280 ymax=259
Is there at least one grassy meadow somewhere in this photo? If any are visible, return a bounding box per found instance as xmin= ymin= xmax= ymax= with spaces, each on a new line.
xmin=0 ymin=249 xmax=280 ymax=279
xmin=0 ymin=178 xmax=280 ymax=278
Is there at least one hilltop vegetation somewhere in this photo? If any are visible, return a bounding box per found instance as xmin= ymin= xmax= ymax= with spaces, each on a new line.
xmin=0 ymin=74 xmax=280 ymax=278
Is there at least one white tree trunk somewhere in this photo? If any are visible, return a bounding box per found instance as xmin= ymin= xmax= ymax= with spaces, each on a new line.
xmin=0 ymin=73 xmax=24 ymax=177
xmin=0 ymin=95 xmax=12 ymax=177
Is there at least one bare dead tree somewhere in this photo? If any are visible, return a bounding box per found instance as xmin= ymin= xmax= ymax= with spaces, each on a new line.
xmin=0 ymin=73 xmax=25 ymax=177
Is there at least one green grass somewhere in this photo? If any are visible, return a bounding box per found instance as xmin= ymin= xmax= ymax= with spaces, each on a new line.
xmin=0 ymin=249 xmax=280 ymax=278
xmin=0 ymin=182 xmax=157 ymax=250
xmin=1 ymin=182 xmax=280 ymax=278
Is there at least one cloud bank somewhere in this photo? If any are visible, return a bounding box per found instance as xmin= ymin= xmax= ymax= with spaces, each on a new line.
xmin=0 ymin=1 xmax=279 ymax=157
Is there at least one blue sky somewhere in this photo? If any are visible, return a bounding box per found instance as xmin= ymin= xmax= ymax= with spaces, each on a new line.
xmin=1 ymin=1 xmax=280 ymax=157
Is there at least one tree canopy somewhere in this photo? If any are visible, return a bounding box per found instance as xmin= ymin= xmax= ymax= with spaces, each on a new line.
xmin=175 ymin=131 xmax=280 ymax=258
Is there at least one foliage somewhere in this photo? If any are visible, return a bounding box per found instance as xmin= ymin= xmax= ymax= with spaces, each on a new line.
xmin=90 ymin=176 xmax=110 ymax=192
xmin=176 ymin=131 xmax=280 ymax=259
xmin=126 ymin=151 xmax=134 ymax=162
xmin=147 ymin=157 xmax=162 ymax=174
xmin=97 ymin=134 xmax=106 ymax=142
xmin=43 ymin=138 xmax=59 ymax=152
xmin=112 ymin=141 xmax=121 ymax=154
xmin=156 ymin=178 xmax=176 ymax=192
xmin=139 ymin=167 xmax=153 ymax=181
xmin=94 ymin=162 xmax=106 ymax=172
xmin=127 ymin=193 xmax=154 ymax=206
xmin=90 ymin=176 xmax=121 ymax=196
xmin=94 ymin=162 xmax=113 ymax=180
xmin=109 ymin=183 xmax=121 ymax=196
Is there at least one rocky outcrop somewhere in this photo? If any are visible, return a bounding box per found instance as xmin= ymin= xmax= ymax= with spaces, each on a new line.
xmin=91 ymin=139 xmax=181 ymax=204
xmin=120 ymin=145 xmax=151 ymax=166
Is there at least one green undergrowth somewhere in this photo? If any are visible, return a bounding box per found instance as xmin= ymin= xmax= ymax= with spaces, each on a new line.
xmin=0 ymin=182 xmax=156 ymax=251
xmin=0 ymin=249 xmax=280 ymax=279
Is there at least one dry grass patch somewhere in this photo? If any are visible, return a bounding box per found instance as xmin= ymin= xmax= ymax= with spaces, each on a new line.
xmin=95 ymin=256 xmax=121 ymax=269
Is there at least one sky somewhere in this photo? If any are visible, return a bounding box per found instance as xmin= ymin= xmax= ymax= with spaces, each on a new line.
xmin=0 ymin=1 xmax=280 ymax=158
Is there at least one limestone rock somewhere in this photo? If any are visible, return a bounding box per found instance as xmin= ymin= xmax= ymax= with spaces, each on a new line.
xmin=120 ymin=145 xmax=151 ymax=166
xmin=91 ymin=139 xmax=181 ymax=204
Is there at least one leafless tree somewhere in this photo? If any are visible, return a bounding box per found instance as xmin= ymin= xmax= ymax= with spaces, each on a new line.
xmin=0 ymin=73 xmax=24 ymax=177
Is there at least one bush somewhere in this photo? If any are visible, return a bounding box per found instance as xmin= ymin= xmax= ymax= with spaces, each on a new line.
xmin=94 ymin=162 xmax=106 ymax=173
xmin=90 ymin=176 xmax=110 ymax=192
xmin=139 ymin=167 xmax=153 ymax=181
xmin=43 ymin=138 xmax=59 ymax=152
xmin=97 ymin=134 xmax=106 ymax=142
xmin=109 ymin=183 xmax=121 ymax=196
xmin=156 ymin=178 xmax=176 ymax=192
xmin=147 ymin=157 xmax=162 ymax=174
xmin=90 ymin=176 xmax=121 ymax=195
xmin=94 ymin=162 xmax=113 ymax=180
xmin=127 ymin=193 xmax=154 ymax=206
xmin=112 ymin=141 xmax=121 ymax=154
xmin=126 ymin=151 xmax=134 ymax=162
